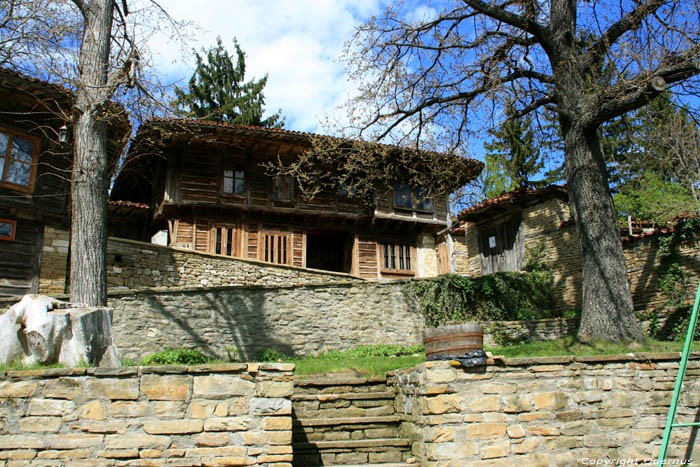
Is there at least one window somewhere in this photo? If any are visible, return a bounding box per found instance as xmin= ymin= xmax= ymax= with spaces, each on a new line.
xmin=393 ymin=183 xmax=432 ymax=211
xmin=222 ymin=166 xmax=245 ymax=195
xmin=261 ymin=232 xmax=291 ymax=265
xmin=0 ymin=128 xmax=38 ymax=192
xmin=210 ymin=224 xmax=240 ymax=257
xmin=273 ymin=175 xmax=294 ymax=202
xmin=339 ymin=181 xmax=356 ymax=197
xmin=381 ymin=242 xmax=413 ymax=273
xmin=0 ymin=219 xmax=16 ymax=241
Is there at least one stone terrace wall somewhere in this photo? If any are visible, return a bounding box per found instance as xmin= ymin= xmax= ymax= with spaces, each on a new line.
xmin=481 ymin=317 xmax=579 ymax=346
xmin=625 ymin=235 xmax=700 ymax=315
xmin=390 ymin=354 xmax=700 ymax=466
xmin=38 ymin=226 xmax=361 ymax=295
xmin=0 ymin=363 xmax=294 ymax=466
xmin=107 ymin=281 xmax=423 ymax=362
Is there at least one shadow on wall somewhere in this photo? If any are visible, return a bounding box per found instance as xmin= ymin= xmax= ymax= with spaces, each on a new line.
xmin=113 ymin=288 xmax=294 ymax=362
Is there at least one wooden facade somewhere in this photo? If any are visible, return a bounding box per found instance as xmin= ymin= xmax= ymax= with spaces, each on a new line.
xmin=112 ymin=120 xmax=482 ymax=279
xmin=0 ymin=68 xmax=130 ymax=296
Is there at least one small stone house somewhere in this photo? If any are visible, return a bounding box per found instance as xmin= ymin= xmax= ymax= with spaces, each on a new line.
xmin=449 ymin=184 xmax=700 ymax=315
xmin=0 ymin=68 xmax=129 ymax=296
xmin=109 ymin=119 xmax=483 ymax=279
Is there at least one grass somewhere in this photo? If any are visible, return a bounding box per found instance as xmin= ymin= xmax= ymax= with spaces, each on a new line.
xmin=485 ymin=336 xmax=687 ymax=358
xmin=290 ymin=355 xmax=425 ymax=376
xmin=0 ymin=360 xmax=65 ymax=372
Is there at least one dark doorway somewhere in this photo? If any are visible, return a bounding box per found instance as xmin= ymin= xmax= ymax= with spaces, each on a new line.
xmin=306 ymin=231 xmax=353 ymax=273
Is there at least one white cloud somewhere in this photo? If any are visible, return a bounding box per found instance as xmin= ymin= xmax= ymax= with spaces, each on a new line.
xmin=137 ymin=0 xmax=385 ymax=132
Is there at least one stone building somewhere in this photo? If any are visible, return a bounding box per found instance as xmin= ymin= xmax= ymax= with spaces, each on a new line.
xmin=109 ymin=119 xmax=482 ymax=280
xmin=449 ymin=184 xmax=700 ymax=315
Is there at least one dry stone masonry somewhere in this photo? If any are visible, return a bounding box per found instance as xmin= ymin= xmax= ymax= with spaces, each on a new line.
xmin=389 ymin=353 xmax=700 ymax=466
xmin=107 ymin=281 xmax=424 ymax=361
xmin=39 ymin=227 xmax=361 ymax=295
xmin=0 ymin=363 xmax=294 ymax=466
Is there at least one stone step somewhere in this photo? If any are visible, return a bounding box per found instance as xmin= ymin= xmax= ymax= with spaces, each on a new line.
xmin=292 ymin=438 xmax=412 ymax=467
xmin=294 ymin=376 xmax=389 ymax=396
xmin=295 ymin=415 xmax=401 ymax=427
xmin=294 ymin=404 xmax=395 ymax=420
xmin=294 ymin=438 xmax=411 ymax=451
xmin=292 ymin=391 xmax=396 ymax=402
xmin=322 ymin=464 xmax=415 ymax=467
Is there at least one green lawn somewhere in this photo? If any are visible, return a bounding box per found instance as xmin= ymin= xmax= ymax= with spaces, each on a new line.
xmin=485 ymin=336 xmax=687 ymax=358
xmin=287 ymin=338 xmax=691 ymax=376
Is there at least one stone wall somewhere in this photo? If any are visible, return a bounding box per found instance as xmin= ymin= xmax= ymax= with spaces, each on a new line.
xmin=107 ymin=281 xmax=423 ymax=362
xmin=0 ymin=363 xmax=294 ymax=466
xmin=390 ymin=354 xmax=700 ymax=466
xmin=481 ymin=317 xmax=579 ymax=346
xmin=38 ymin=227 xmax=362 ymax=295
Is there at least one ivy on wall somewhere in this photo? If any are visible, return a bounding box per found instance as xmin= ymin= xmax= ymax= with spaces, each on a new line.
xmin=654 ymin=216 xmax=700 ymax=340
xmin=408 ymin=272 xmax=556 ymax=328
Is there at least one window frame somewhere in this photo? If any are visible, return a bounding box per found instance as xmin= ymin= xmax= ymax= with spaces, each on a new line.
xmin=0 ymin=126 xmax=40 ymax=194
xmin=392 ymin=183 xmax=433 ymax=213
xmin=0 ymin=219 xmax=16 ymax=241
xmin=209 ymin=223 xmax=241 ymax=258
xmin=378 ymin=241 xmax=415 ymax=276
xmin=259 ymin=231 xmax=292 ymax=265
xmin=221 ymin=162 xmax=246 ymax=197
xmin=273 ymin=175 xmax=295 ymax=202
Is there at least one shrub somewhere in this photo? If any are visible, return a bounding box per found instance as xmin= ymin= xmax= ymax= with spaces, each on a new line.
xmin=257 ymin=349 xmax=287 ymax=362
xmin=409 ymin=271 xmax=555 ymax=327
xmin=140 ymin=348 xmax=210 ymax=366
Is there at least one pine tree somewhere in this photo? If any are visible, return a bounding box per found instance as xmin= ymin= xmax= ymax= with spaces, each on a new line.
xmin=482 ymin=101 xmax=553 ymax=198
xmin=172 ymin=37 xmax=283 ymax=128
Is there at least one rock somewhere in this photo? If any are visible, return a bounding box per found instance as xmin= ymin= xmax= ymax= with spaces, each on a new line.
xmin=0 ymin=295 xmax=121 ymax=367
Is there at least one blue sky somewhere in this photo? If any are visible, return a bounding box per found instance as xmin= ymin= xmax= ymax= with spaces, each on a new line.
xmin=146 ymin=0 xmax=388 ymax=133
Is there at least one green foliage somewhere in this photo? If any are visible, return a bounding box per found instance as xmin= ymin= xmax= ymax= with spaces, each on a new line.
xmin=409 ymin=272 xmax=555 ymax=327
xmin=613 ymin=172 xmax=696 ymax=225
xmin=606 ymin=92 xmax=700 ymax=222
xmin=172 ymin=37 xmax=283 ymax=128
xmin=257 ymin=349 xmax=287 ymax=362
xmin=486 ymin=336 xmax=685 ymax=358
xmin=140 ymin=349 xmax=211 ymax=366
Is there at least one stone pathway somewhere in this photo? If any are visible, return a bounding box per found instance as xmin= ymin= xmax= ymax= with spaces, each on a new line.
xmin=292 ymin=374 xmax=414 ymax=466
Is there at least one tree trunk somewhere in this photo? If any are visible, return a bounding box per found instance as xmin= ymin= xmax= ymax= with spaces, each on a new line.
xmin=563 ymin=122 xmax=644 ymax=342
xmin=70 ymin=0 xmax=114 ymax=307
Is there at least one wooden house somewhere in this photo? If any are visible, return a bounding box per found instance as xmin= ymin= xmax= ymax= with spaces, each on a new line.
xmin=110 ymin=119 xmax=482 ymax=279
xmin=0 ymin=68 xmax=130 ymax=295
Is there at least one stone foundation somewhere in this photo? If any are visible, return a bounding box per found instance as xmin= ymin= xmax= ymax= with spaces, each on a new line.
xmin=0 ymin=363 xmax=294 ymax=466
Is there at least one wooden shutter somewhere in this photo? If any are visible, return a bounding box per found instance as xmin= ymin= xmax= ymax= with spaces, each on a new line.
xmin=478 ymin=214 xmax=523 ymax=274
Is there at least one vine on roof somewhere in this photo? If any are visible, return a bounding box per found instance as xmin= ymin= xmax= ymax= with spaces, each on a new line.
xmin=263 ymin=135 xmax=482 ymax=209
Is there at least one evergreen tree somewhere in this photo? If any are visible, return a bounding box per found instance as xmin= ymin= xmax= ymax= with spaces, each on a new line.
xmin=481 ymin=101 xmax=559 ymax=198
xmin=172 ymin=37 xmax=283 ymax=128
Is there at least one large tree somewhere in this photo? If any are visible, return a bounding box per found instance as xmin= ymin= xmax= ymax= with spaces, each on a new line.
xmin=343 ymin=1 xmax=700 ymax=341
xmin=1 ymin=0 xmax=188 ymax=306
xmin=172 ymin=37 xmax=283 ymax=127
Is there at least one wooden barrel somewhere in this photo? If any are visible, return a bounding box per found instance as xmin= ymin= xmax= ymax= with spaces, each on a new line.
xmin=423 ymin=323 xmax=483 ymax=358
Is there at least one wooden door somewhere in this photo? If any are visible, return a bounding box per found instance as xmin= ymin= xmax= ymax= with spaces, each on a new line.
xmin=478 ymin=214 xmax=523 ymax=275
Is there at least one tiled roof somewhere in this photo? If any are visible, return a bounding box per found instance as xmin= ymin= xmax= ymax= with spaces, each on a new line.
xmin=0 ymin=67 xmax=73 ymax=95
xmin=457 ymin=185 xmax=568 ymax=221
xmin=137 ymin=118 xmax=483 ymax=166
